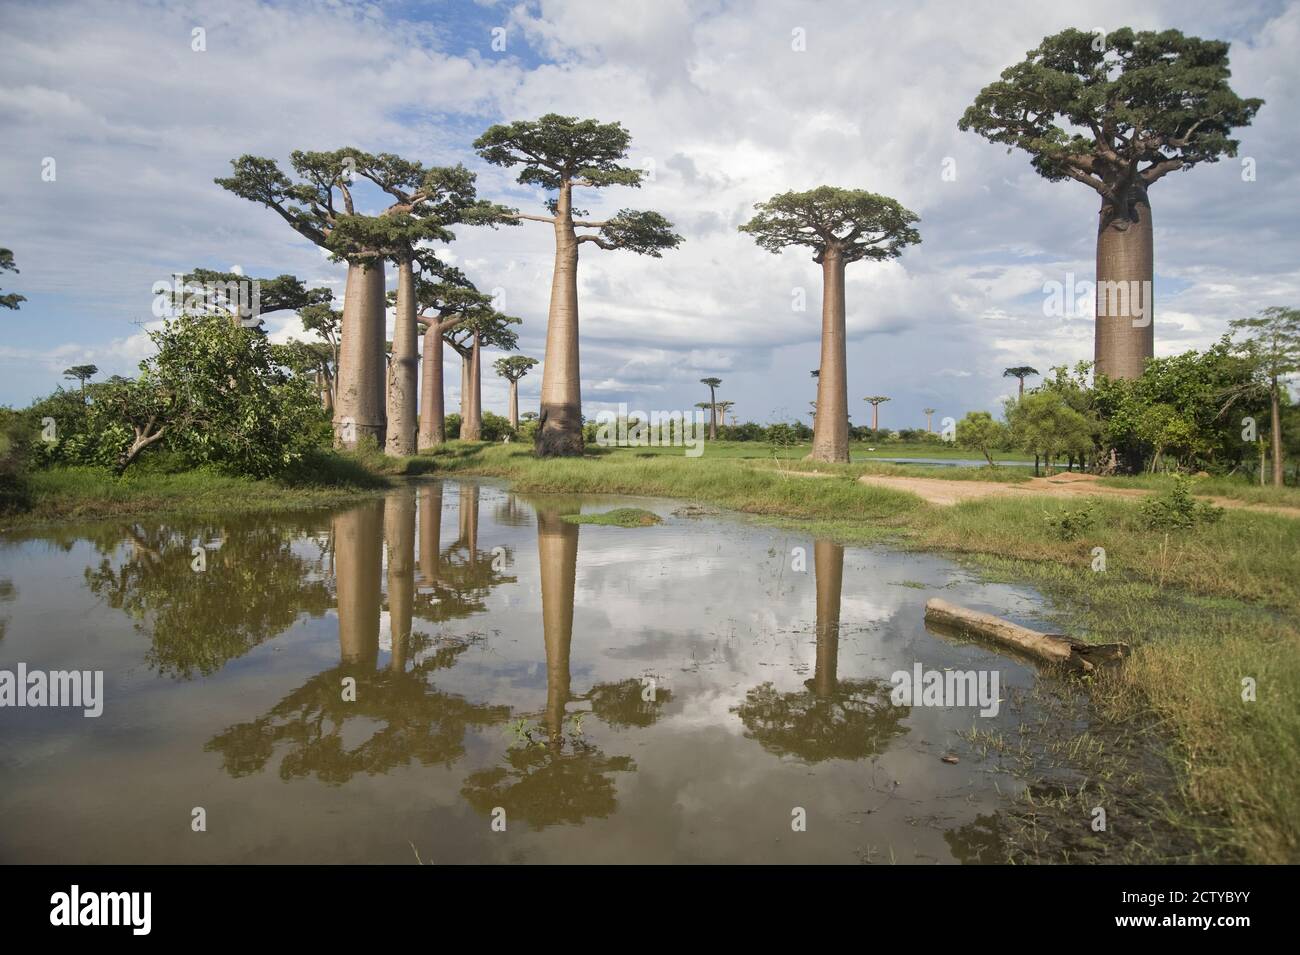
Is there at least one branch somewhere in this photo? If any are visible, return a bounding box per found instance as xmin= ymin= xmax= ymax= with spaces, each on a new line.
xmin=576 ymin=234 xmax=619 ymax=250
xmin=505 ymin=212 xmax=557 ymax=225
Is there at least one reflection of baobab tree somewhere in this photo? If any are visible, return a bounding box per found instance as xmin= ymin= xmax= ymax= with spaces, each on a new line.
xmin=83 ymin=517 xmax=331 ymax=678
xmin=205 ymin=494 xmax=510 ymax=782
xmin=460 ymin=503 xmax=666 ymax=829
xmin=733 ymin=540 xmax=907 ymax=762
xmin=0 ymin=577 xmax=13 ymax=641
xmin=414 ymin=482 xmax=516 ymax=625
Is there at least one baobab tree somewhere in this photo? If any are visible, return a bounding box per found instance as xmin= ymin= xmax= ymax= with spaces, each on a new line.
xmin=700 ymin=377 xmax=722 ymax=439
xmin=0 ymin=248 xmax=23 ymax=310
xmin=863 ymin=396 xmax=891 ymax=431
xmin=474 ymin=114 xmax=682 ymax=456
xmin=217 ymin=151 xmax=394 ymax=447
xmin=923 ymin=407 xmax=936 ymax=432
xmin=411 ymin=274 xmax=497 ymax=449
xmin=960 ymin=28 xmax=1262 ymax=380
xmin=494 ymin=355 xmax=538 ymax=429
xmin=1003 ymin=365 xmax=1039 ymax=398
xmin=447 ymin=310 xmax=519 ymax=441
xmin=63 ymin=365 xmax=98 ymax=403
xmin=335 ymin=157 xmax=512 ymax=456
xmin=717 ymin=400 xmax=735 ymax=427
xmin=740 ymin=187 xmax=920 ymax=462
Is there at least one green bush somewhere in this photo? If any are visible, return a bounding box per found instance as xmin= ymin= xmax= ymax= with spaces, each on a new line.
xmin=1138 ymin=475 xmax=1226 ymax=530
xmin=1044 ymin=499 xmax=1099 ymax=541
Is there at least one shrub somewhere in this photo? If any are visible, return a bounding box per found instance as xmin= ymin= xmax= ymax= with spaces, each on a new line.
xmin=1044 ymin=499 xmax=1099 ymax=541
xmin=1138 ymin=475 xmax=1226 ymax=530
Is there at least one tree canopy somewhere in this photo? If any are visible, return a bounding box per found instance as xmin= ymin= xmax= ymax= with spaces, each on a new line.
xmin=739 ymin=186 xmax=920 ymax=263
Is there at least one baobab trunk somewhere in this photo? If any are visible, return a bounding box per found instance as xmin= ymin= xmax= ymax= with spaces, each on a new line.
xmin=417 ymin=482 xmax=442 ymax=588
xmin=812 ymin=539 xmax=843 ymax=698
xmin=1094 ymin=190 xmax=1154 ymax=380
xmin=537 ymin=184 xmax=584 ymax=457
xmin=334 ymin=499 xmax=383 ymax=667
xmin=459 ymin=332 xmax=482 ymax=440
xmin=384 ymin=490 xmax=414 ymax=671
xmin=335 ymin=260 xmax=387 ymax=448
xmin=810 ymin=250 xmax=849 ymax=463
xmin=537 ymin=508 xmax=577 ymax=745
xmin=871 ymin=404 xmax=879 ymax=431
xmin=417 ymin=322 xmax=446 ymax=450
xmin=508 ymin=378 xmax=519 ymax=429
xmin=1271 ymin=379 xmax=1284 ymax=486
xmin=385 ymin=258 xmax=418 ymax=456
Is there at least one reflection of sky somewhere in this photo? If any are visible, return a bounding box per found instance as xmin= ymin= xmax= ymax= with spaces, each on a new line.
xmin=2 ymin=479 xmax=1067 ymax=863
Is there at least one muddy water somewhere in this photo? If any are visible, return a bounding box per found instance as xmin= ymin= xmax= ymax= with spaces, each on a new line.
xmin=0 ymin=479 xmax=1075 ymax=863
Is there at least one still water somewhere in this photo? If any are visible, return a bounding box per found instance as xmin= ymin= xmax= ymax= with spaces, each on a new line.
xmin=0 ymin=479 xmax=1078 ymax=863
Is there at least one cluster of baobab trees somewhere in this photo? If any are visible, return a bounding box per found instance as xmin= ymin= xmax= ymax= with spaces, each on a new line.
xmin=213 ymin=27 xmax=1258 ymax=463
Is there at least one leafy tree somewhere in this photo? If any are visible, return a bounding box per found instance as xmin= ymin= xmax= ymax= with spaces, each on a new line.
xmin=494 ymin=355 xmax=538 ymax=429
xmin=1002 ymin=365 xmax=1038 ymax=398
xmin=741 ymin=188 xmax=919 ymax=462
xmin=1007 ymin=390 xmax=1095 ymax=473
xmin=169 ymin=268 xmax=331 ymax=329
xmin=445 ymin=306 xmax=520 ymax=441
xmin=700 ymin=377 xmax=722 ymax=439
xmin=474 ymin=114 xmax=682 ymax=456
xmin=62 ymin=364 xmax=99 ymax=403
xmin=956 ymin=411 xmax=1008 ymax=466
xmin=961 ymin=28 xmax=1262 ymax=379
xmin=863 ymin=395 xmax=891 ymax=432
xmin=0 ymin=248 xmax=24 ymax=310
xmin=1230 ymin=306 xmax=1300 ymax=486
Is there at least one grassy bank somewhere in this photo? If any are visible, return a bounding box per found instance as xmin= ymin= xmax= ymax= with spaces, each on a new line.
xmin=425 ymin=440 xmax=1299 ymax=863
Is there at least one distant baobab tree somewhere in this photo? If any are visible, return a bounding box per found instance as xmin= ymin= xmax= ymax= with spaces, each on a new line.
xmin=700 ymin=377 xmax=722 ymax=438
xmin=741 ymin=187 xmax=920 ymax=462
xmin=474 ymin=114 xmax=682 ymax=457
xmin=63 ymin=364 xmax=98 ymax=403
xmin=1003 ymin=366 xmax=1039 ymax=398
xmin=717 ymin=400 xmax=735 ymax=427
xmin=923 ymin=407 xmax=936 ymax=432
xmin=494 ymin=355 xmax=538 ymax=429
xmin=863 ymin=396 xmax=890 ymax=431
xmin=960 ymin=28 xmax=1262 ymax=380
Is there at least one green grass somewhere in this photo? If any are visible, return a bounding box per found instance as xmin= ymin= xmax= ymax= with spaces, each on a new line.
xmin=425 ymin=440 xmax=1300 ymax=862
xmin=562 ymin=507 xmax=663 ymax=527
xmin=1098 ymin=471 xmax=1300 ymax=508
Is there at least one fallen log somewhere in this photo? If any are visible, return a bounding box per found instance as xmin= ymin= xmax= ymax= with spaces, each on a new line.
xmin=923 ymin=598 xmax=1127 ymax=673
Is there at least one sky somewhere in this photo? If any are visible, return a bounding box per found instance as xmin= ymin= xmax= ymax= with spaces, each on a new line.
xmin=1 ymin=0 xmax=1297 ymax=430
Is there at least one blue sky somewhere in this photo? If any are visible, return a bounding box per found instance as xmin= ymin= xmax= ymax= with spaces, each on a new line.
xmin=2 ymin=0 xmax=1297 ymax=428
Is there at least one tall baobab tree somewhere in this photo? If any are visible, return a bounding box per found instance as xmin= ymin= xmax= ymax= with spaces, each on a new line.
xmin=0 ymin=248 xmax=23 ymax=310
xmin=494 ymin=355 xmax=539 ymax=429
xmin=216 ymin=151 xmax=391 ymax=448
xmin=474 ymin=114 xmax=682 ymax=457
xmin=717 ymin=400 xmax=735 ymax=427
xmin=448 ymin=311 xmax=519 ymax=441
xmin=411 ymin=272 xmax=496 ymax=450
xmin=740 ymin=187 xmax=920 ymax=462
xmin=923 ymin=407 xmax=936 ymax=432
xmin=1003 ymin=365 xmax=1039 ymax=398
xmin=960 ymin=28 xmax=1262 ymax=380
xmin=63 ymin=364 xmax=98 ymax=404
xmin=863 ymin=396 xmax=890 ymax=432
xmin=700 ymin=377 xmax=722 ymax=439
xmin=331 ymin=159 xmax=511 ymax=457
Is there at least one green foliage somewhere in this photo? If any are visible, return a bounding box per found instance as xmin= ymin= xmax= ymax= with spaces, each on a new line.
xmin=739 ymin=186 xmax=921 ymax=262
xmin=959 ymin=28 xmax=1262 ymax=199
xmin=474 ymin=114 xmax=645 ymax=191
xmin=955 ymin=410 xmax=1008 ymax=466
xmin=767 ymin=422 xmax=798 ymax=458
xmin=1138 ymin=475 xmax=1226 ymax=530
xmin=1044 ymin=499 xmax=1100 ymax=541
xmin=1007 ymin=390 xmax=1096 ymax=467
xmin=493 ymin=355 xmax=538 ymax=382
xmin=0 ymin=247 xmax=24 ymax=310
xmin=0 ymin=407 xmax=32 ymax=513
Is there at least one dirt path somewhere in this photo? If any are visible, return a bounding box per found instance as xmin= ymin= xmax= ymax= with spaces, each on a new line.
xmin=856 ymin=471 xmax=1300 ymax=519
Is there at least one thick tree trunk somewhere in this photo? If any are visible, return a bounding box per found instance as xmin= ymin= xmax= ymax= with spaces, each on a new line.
xmin=385 ymin=258 xmax=418 ymax=456
xmin=334 ymin=499 xmax=383 ymax=667
xmin=508 ymin=379 xmax=519 ymax=429
xmin=417 ymin=482 xmax=442 ymax=589
xmin=1271 ymin=379 xmax=1284 ymax=487
xmin=417 ymin=321 xmax=446 ymax=450
xmin=384 ymin=489 xmax=414 ymax=671
xmin=537 ymin=507 xmax=578 ymax=745
xmin=536 ymin=183 xmax=584 ymax=457
xmin=460 ymin=332 xmax=483 ymax=440
xmin=459 ymin=353 xmax=470 ymax=426
xmin=812 ymin=540 xmax=843 ymax=698
xmin=870 ymin=403 xmax=879 ymax=431
xmin=335 ymin=260 xmax=387 ymax=448
xmin=1094 ymin=190 xmax=1154 ymax=380
xmin=810 ymin=251 xmax=849 ymax=462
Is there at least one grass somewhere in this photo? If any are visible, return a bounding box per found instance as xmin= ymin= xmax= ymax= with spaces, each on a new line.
xmin=1098 ymin=471 xmax=1300 ymax=507
xmin=562 ymin=507 xmax=663 ymax=527
xmin=423 ymin=439 xmax=1300 ymax=862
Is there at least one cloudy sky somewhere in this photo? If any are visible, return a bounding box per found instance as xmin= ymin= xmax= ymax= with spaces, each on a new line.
xmin=2 ymin=0 xmax=1296 ymax=428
